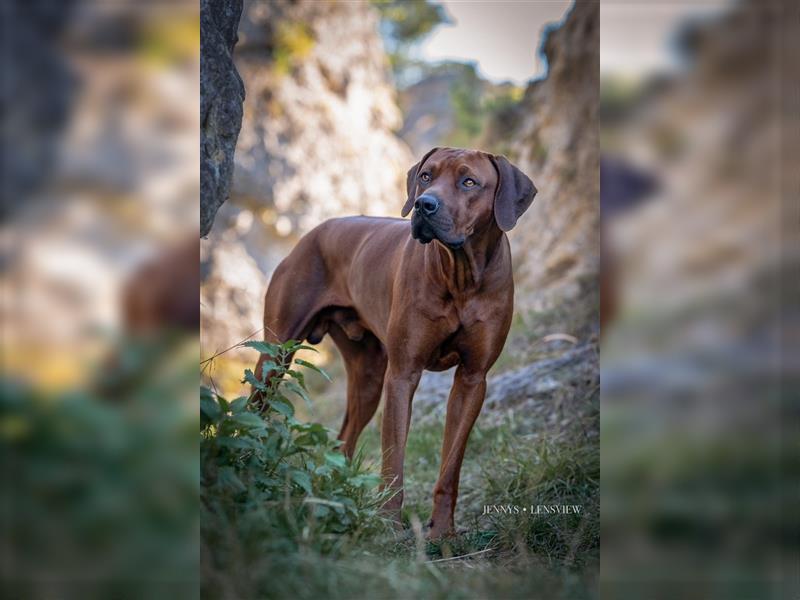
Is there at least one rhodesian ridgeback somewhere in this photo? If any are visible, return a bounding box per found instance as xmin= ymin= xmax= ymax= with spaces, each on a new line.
xmin=255 ymin=147 xmax=536 ymax=538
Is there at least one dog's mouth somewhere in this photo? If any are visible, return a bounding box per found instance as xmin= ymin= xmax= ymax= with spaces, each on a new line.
xmin=411 ymin=212 xmax=466 ymax=250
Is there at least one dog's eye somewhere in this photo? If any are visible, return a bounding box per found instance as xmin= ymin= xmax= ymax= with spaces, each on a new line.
xmin=420 ymin=173 xmax=431 ymax=183
xmin=463 ymin=178 xmax=477 ymax=188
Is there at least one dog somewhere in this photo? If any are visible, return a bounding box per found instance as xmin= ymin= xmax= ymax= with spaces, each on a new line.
xmin=255 ymin=147 xmax=536 ymax=538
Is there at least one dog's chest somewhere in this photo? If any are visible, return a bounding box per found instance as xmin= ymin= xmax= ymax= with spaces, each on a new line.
xmin=424 ymin=290 xmax=502 ymax=333
xmin=424 ymin=300 xmax=491 ymax=371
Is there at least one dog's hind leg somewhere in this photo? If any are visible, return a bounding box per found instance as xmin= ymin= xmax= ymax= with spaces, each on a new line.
xmin=329 ymin=326 xmax=387 ymax=459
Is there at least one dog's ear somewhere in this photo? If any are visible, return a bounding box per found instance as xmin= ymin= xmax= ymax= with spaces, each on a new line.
xmin=402 ymin=147 xmax=440 ymax=217
xmin=490 ymin=155 xmax=537 ymax=231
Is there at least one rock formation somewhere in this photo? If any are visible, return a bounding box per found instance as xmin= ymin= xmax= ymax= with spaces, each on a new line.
xmin=200 ymin=0 xmax=245 ymax=237
xmin=608 ymin=0 xmax=787 ymax=316
xmin=231 ymin=0 xmax=413 ymax=231
xmin=484 ymin=1 xmax=599 ymax=322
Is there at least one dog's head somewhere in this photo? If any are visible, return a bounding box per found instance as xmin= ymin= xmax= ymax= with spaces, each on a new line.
xmin=402 ymin=147 xmax=537 ymax=249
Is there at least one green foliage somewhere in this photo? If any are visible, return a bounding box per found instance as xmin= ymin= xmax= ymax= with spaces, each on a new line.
xmin=442 ymin=63 xmax=527 ymax=152
xmin=373 ymin=0 xmax=448 ymax=79
xmin=0 ymin=335 xmax=198 ymax=598
xmin=201 ymin=340 xmax=599 ymax=598
xmin=372 ymin=0 xmax=447 ymax=46
xmin=201 ymin=341 xmax=390 ymax=595
xmin=273 ymin=21 xmax=315 ymax=77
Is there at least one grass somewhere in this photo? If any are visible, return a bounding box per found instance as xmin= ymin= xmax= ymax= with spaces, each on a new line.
xmin=203 ymin=416 xmax=599 ymax=599
xmin=202 ymin=353 xmax=599 ymax=599
xmin=355 ymin=414 xmax=599 ymax=567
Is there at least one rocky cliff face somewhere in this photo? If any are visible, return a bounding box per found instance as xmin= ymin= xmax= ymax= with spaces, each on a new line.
xmin=231 ymin=0 xmax=413 ymax=231
xmin=398 ymin=68 xmax=460 ymax=158
xmin=200 ymin=0 xmax=245 ymax=237
xmin=609 ymin=0 xmax=786 ymax=316
xmin=485 ymin=2 xmax=599 ymax=323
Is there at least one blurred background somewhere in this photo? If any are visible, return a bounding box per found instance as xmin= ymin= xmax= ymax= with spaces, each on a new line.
xmin=1 ymin=1 xmax=199 ymax=596
xmin=600 ymin=0 xmax=798 ymax=597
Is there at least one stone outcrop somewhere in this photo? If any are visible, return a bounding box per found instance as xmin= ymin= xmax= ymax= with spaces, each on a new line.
xmin=231 ymin=0 xmax=413 ymax=232
xmin=200 ymin=0 xmax=245 ymax=237
xmin=484 ymin=2 xmax=600 ymax=320
xmin=414 ymin=343 xmax=598 ymax=430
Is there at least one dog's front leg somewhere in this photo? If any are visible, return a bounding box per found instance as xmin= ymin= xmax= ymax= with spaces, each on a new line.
xmin=380 ymin=363 xmax=422 ymax=527
xmin=428 ymin=365 xmax=488 ymax=539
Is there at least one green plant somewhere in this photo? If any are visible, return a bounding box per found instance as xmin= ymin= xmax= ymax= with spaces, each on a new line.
xmin=372 ymin=0 xmax=448 ymax=79
xmin=200 ymin=341 xmax=600 ymax=599
xmin=1 ymin=334 xmax=198 ymax=598
xmin=273 ymin=21 xmax=315 ymax=77
xmin=201 ymin=341 xmax=390 ymax=581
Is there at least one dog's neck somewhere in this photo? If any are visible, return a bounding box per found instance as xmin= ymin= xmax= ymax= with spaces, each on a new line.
xmin=425 ymin=222 xmax=505 ymax=294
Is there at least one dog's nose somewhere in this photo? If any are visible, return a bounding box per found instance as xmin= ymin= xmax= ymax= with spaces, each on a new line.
xmin=414 ymin=195 xmax=439 ymax=216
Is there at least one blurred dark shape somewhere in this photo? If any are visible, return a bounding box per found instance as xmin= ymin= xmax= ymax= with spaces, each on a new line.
xmin=123 ymin=235 xmax=200 ymax=335
xmin=599 ymin=156 xmax=658 ymax=218
xmin=598 ymin=156 xmax=658 ymax=336
xmin=65 ymin=2 xmax=146 ymax=52
xmin=598 ymin=238 xmax=615 ymax=336
xmin=95 ymin=236 xmax=200 ymax=397
xmin=200 ymin=0 xmax=245 ymax=237
xmin=0 ymin=0 xmax=77 ymax=220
